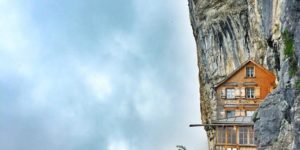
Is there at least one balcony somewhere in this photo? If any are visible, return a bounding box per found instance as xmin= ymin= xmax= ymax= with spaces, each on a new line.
xmin=220 ymin=99 xmax=263 ymax=108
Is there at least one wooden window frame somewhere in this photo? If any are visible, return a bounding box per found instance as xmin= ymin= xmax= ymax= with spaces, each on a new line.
xmin=226 ymin=88 xmax=235 ymax=99
xmin=217 ymin=127 xmax=226 ymax=144
xmin=246 ymin=67 xmax=255 ymax=78
xmin=246 ymin=111 xmax=255 ymax=117
xmin=215 ymin=126 xmax=257 ymax=149
xmin=249 ymin=127 xmax=254 ymax=145
xmin=245 ymin=88 xmax=255 ymax=99
xmin=238 ymin=127 xmax=255 ymax=145
xmin=239 ymin=127 xmax=248 ymax=145
xmin=226 ymin=110 xmax=236 ymax=118
xmin=227 ymin=127 xmax=237 ymax=144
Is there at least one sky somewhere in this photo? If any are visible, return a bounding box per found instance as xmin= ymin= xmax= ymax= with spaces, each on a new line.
xmin=0 ymin=0 xmax=207 ymax=150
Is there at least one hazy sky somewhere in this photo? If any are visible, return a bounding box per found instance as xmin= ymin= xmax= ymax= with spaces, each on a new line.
xmin=0 ymin=0 xmax=207 ymax=150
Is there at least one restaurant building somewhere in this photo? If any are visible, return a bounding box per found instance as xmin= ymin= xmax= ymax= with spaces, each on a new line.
xmin=213 ymin=60 xmax=276 ymax=150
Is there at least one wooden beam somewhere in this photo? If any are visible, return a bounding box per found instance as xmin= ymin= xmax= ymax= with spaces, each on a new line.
xmin=189 ymin=123 xmax=254 ymax=127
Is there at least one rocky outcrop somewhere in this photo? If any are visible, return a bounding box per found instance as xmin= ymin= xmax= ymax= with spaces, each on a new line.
xmin=188 ymin=0 xmax=300 ymax=149
xmin=254 ymin=87 xmax=295 ymax=150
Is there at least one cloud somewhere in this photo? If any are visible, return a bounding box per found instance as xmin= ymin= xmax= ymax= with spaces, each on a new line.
xmin=107 ymin=139 xmax=130 ymax=150
xmin=133 ymin=74 xmax=171 ymax=121
xmin=87 ymin=74 xmax=111 ymax=98
xmin=84 ymin=72 xmax=112 ymax=102
xmin=0 ymin=0 xmax=208 ymax=150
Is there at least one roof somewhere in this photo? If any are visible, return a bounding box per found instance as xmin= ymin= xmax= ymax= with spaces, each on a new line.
xmin=214 ymin=60 xmax=275 ymax=88
xmin=212 ymin=116 xmax=253 ymax=124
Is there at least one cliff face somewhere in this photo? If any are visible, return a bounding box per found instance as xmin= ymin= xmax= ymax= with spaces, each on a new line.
xmin=188 ymin=0 xmax=300 ymax=149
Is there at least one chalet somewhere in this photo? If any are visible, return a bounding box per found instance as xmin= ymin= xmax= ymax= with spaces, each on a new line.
xmin=213 ymin=60 xmax=276 ymax=150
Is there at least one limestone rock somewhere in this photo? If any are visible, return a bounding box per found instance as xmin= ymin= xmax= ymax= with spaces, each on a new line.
xmin=188 ymin=0 xmax=300 ymax=149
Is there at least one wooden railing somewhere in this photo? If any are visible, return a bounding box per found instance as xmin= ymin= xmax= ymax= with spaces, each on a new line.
xmin=221 ymin=99 xmax=263 ymax=108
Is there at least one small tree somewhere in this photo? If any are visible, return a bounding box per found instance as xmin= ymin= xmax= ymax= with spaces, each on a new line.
xmin=176 ymin=145 xmax=186 ymax=150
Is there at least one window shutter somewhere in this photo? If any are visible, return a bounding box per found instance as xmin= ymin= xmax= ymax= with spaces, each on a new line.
xmin=235 ymin=87 xmax=240 ymax=97
xmin=235 ymin=110 xmax=240 ymax=117
xmin=241 ymin=87 xmax=245 ymax=98
xmin=241 ymin=110 xmax=245 ymax=117
xmin=221 ymin=88 xmax=226 ymax=98
xmin=255 ymin=87 xmax=260 ymax=98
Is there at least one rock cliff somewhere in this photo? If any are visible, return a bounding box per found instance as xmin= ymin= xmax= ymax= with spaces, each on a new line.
xmin=188 ymin=0 xmax=300 ymax=149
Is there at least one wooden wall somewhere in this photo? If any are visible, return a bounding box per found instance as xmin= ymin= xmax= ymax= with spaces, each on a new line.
xmin=216 ymin=61 xmax=276 ymax=117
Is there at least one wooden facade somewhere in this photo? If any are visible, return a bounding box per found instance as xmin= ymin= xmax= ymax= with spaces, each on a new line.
xmin=213 ymin=60 xmax=276 ymax=150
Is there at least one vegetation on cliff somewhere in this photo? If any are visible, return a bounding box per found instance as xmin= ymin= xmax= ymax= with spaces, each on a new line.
xmin=283 ymin=29 xmax=297 ymax=77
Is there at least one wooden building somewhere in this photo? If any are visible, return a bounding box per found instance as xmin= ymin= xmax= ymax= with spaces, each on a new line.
xmin=213 ymin=60 xmax=276 ymax=150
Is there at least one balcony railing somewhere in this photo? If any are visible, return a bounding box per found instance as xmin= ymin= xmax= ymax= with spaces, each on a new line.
xmin=219 ymin=98 xmax=263 ymax=108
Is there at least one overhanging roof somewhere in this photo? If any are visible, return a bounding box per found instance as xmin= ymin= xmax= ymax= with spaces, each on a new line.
xmin=214 ymin=60 xmax=275 ymax=88
xmin=212 ymin=116 xmax=253 ymax=124
xmin=189 ymin=116 xmax=254 ymax=127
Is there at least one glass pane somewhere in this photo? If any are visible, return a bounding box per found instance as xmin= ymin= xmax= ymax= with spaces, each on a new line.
xmin=217 ymin=127 xmax=226 ymax=144
xmin=227 ymin=127 xmax=236 ymax=144
xmin=226 ymin=89 xmax=235 ymax=99
xmin=226 ymin=111 xmax=235 ymax=118
xmin=246 ymin=67 xmax=254 ymax=77
xmin=246 ymin=111 xmax=254 ymax=116
xmin=246 ymin=88 xmax=254 ymax=98
xmin=239 ymin=127 xmax=247 ymax=144
xmin=249 ymin=127 xmax=254 ymax=144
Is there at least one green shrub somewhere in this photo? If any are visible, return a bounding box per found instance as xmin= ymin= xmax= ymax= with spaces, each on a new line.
xmin=289 ymin=57 xmax=298 ymax=76
xmin=283 ymin=29 xmax=298 ymax=77
xmin=283 ymin=29 xmax=294 ymax=57
xmin=296 ymin=78 xmax=300 ymax=90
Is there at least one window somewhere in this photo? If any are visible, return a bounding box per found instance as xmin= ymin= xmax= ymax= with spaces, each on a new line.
xmin=246 ymin=88 xmax=254 ymax=98
xmin=246 ymin=67 xmax=254 ymax=77
xmin=249 ymin=127 xmax=254 ymax=144
xmin=226 ymin=148 xmax=237 ymax=150
xmin=217 ymin=127 xmax=226 ymax=144
xmin=246 ymin=111 xmax=255 ymax=117
xmin=226 ymin=111 xmax=235 ymax=118
xmin=239 ymin=127 xmax=248 ymax=144
xmin=216 ymin=146 xmax=237 ymax=150
xmin=239 ymin=127 xmax=255 ymax=145
xmin=226 ymin=89 xmax=235 ymax=99
xmin=227 ymin=127 xmax=236 ymax=144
